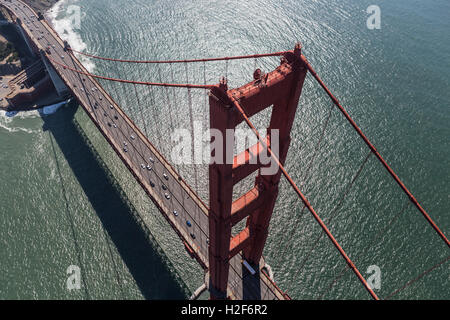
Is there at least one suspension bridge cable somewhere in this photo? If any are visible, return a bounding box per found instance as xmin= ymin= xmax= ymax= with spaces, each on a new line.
xmin=133 ymin=53 xmax=148 ymax=134
xmin=48 ymin=56 xmax=215 ymax=89
xmin=227 ymin=94 xmax=380 ymax=300
xmin=60 ymin=52 xmax=210 ymax=242
xmin=109 ymin=63 xmax=124 ymax=107
xmin=300 ymin=105 xmax=334 ymax=186
xmin=69 ymin=48 xmax=289 ymax=64
xmin=184 ymin=62 xmax=199 ymax=194
xmin=157 ymin=65 xmax=175 ymax=130
xmin=65 ymin=53 xmax=100 ymax=125
xmin=169 ymin=63 xmax=181 ymax=174
xmin=111 ymin=61 xmax=128 ymax=106
xmin=146 ymin=82 xmax=163 ymax=156
xmin=300 ymin=54 xmax=450 ymax=249
xmin=125 ymin=82 xmax=139 ymax=123
xmin=225 ymin=60 xmax=229 ymax=82
xmin=202 ymin=61 xmax=209 ymax=202
xmin=293 ymin=151 xmax=372 ymax=281
xmin=133 ymin=83 xmax=149 ymax=138
xmin=317 ymin=203 xmax=409 ymax=300
xmin=276 ymin=204 xmax=307 ymax=263
xmin=275 ymin=104 xmax=335 ymax=262
xmin=203 ymin=61 xmax=208 ymax=120
xmin=169 ymin=63 xmax=179 ymax=121
xmin=156 ymin=65 xmax=174 ymax=159
xmin=385 ymin=255 xmax=450 ymax=300
xmin=118 ymin=61 xmax=134 ymax=108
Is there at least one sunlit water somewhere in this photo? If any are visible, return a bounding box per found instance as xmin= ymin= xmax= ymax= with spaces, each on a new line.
xmin=0 ymin=0 xmax=448 ymax=299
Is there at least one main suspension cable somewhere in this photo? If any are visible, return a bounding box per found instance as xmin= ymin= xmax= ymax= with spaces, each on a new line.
xmin=292 ymin=151 xmax=372 ymax=286
xmin=69 ymin=48 xmax=289 ymax=64
xmin=51 ymin=44 xmax=447 ymax=299
xmin=300 ymin=54 xmax=450 ymax=249
xmin=277 ymin=104 xmax=334 ymax=263
xmin=227 ymin=93 xmax=379 ymax=300
xmin=48 ymin=56 xmax=215 ymax=89
xmin=317 ymin=203 xmax=409 ymax=300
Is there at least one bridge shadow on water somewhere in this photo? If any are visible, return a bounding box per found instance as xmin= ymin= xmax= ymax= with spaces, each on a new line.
xmin=42 ymin=102 xmax=188 ymax=299
xmin=242 ymin=266 xmax=262 ymax=300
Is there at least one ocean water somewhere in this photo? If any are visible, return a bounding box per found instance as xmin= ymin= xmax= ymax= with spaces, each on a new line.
xmin=0 ymin=0 xmax=449 ymax=299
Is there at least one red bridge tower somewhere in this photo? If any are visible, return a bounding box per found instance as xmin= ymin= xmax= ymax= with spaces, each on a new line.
xmin=208 ymin=44 xmax=307 ymax=299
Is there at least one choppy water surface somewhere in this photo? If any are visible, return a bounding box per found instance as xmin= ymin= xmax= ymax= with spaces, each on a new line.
xmin=0 ymin=0 xmax=449 ymax=299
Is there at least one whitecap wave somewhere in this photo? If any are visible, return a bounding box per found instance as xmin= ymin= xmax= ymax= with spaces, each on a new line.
xmin=46 ymin=0 xmax=95 ymax=72
xmin=0 ymin=109 xmax=40 ymax=120
xmin=0 ymin=99 xmax=70 ymax=133
xmin=0 ymin=110 xmax=37 ymax=133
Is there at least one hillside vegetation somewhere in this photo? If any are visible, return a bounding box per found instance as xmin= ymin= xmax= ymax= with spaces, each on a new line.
xmin=0 ymin=41 xmax=19 ymax=62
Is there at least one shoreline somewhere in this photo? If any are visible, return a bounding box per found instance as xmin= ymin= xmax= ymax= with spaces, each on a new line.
xmin=0 ymin=0 xmax=63 ymax=111
xmin=22 ymin=0 xmax=59 ymax=15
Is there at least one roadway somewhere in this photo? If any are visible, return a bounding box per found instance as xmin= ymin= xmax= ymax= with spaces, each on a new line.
xmin=0 ymin=0 xmax=286 ymax=300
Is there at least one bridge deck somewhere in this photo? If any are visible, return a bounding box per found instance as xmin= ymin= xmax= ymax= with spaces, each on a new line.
xmin=1 ymin=0 xmax=286 ymax=300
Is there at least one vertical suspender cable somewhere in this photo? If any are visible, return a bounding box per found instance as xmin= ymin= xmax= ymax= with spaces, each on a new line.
xmin=293 ymin=151 xmax=372 ymax=283
xmin=318 ymin=203 xmax=409 ymax=300
xmin=300 ymin=55 xmax=450 ymax=249
xmin=109 ymin=62 xmax=123 ymax=108
xmin=133 ymin=83 xmax=149 ymax=138
xmin=203 ymin=61 xmax=208 ymax=202
xmin=277 ymin=103 xmax=334 ymax=263
xmin=170 ymin=63 xmax=178 ymax=124
xmin=169 ymin=63 xmax=181 ymax=174
xmin=146 ymin=79 xmax=163 ymax=153
xmin=225 ymin=60 xmax=229 ymax=82
xmin=203 ymin=61 xmax=208 ymax=125
xmin=158 ymin=65 xmax=175 ymax=130
xmin=157 ymin=64 xmax=175 ymax=161
xmin=228 ymin=95 xmax=379 ymax=300
xmin=385 ymin=255 xmax=450 ymax=300
xmin=185 ymin=62 xmax=199 ymax=193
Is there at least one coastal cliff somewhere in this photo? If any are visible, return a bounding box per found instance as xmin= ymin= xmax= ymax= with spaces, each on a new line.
xmin=0 ymin=0 xmax=59 ymax=75
xmin=22 ymin=0 xmax=59 ymax=13
xmin=0 ymin=0 xmax=61 ymax=110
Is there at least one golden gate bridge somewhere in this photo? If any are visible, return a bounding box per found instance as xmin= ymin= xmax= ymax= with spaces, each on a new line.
xmin=2 ymin=0 xmax=449 ymax=300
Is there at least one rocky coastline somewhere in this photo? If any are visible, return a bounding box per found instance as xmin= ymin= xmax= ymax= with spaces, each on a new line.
xmin=0 ymin=0 xmax=62 ymax=110
xmin=22 ymin=0 xmax=59 ymax=14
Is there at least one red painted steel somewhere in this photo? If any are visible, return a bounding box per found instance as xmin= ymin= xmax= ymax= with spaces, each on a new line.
xmin=207 ymin=43 xmax=307 ymax=299
xmin=300 ymin=55 xmax=450 ymax=249
xmin=42 ymin=34 xmax=447 ymax=299
xmin=47 ymin=56 xmax=215 ymax=89
xmin=227 ymin=76 xmax=380 ymax=301
xmin=69 ymin=48 xmax=289 ymax=64
xmin=208 ymin=79 xmax=236 ymax=299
